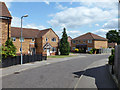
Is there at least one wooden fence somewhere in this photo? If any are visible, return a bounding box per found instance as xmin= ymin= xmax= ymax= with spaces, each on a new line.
xmin=1 ymin=54 xmax=47 ymax=68
xmin=114 ymin=45 xmax=120 ymax=87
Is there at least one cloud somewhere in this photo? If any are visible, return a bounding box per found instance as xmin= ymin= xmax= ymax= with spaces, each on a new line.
xmin=11 ymin=16 xmax=46 ymax=30
xmin=93 ymin=29 xmax=110 ymax=37
xmin=56 ymin=3 xmax=67 ymax=10
xmin=55 ymin=29 xmax=82 ymax=38
xmin=95 ymin=24 xmax=99 ymax=26
xmin=44 ymin=0 xmax=50 ymax=5
xmin=103 ymin=18 xmax=119 ymax=30
xmin=11 ymin=17 xmax=21 ymax=27
xmin=48 ymin=5 xmax=117 ymax=29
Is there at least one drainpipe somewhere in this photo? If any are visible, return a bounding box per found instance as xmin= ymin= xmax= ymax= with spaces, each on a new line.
xmin=7 ymin=19 xmax=10 ymax=39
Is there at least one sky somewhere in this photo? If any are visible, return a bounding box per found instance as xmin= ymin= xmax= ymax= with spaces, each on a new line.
xmin=2 ymin=0 xmax=119 ymax=39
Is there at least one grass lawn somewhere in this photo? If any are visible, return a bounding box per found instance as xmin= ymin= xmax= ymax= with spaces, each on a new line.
xmin=48 ymin=55 xmax=77 ymax=58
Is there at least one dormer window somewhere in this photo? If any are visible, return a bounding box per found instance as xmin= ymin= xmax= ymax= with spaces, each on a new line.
xmin=52 ymin=38 xmax=56 ymax=42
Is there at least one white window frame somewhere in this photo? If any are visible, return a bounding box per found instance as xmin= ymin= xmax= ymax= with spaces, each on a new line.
xmin=12 ymin=37 xmax=16 ymax=42
xmin=52 ymin=38 xmax=56 ymax=42
xmin=52 ymin=47 xmax=56 ymax=52
xmin=19 ymin=37 xmax=24 ymax=42
xmin=32 ymin=38 xmax=35 ymax=42
xmin=88 ymin=40 xmax=92 ymax=43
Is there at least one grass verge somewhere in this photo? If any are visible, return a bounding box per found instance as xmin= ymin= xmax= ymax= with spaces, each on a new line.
xmin=48 ymin=55 xmax=77 ymax=58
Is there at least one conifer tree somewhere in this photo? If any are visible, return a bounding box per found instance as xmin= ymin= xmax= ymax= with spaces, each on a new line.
xmin=59 ymin=28 xmax=70 ymax=55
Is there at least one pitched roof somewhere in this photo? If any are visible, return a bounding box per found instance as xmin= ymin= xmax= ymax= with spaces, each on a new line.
xmin=73 ymin=32 xmax=108 ymax=41
xmin=11 ymin=27 xmax=54 ymax=38
xmin=0 ymin=2 xmax=12 ymax=18
xmin=11 ymin=27 xmax=40 ymax=38
xmin=37 ymin=28 xmax=50 ymax=38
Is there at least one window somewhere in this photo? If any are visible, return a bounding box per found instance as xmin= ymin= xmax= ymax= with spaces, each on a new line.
xmin=19 ymin=48 xmax=22 ymax=52
xmin=79 ymin=40 xmax=81 ymax=43
xmin=20 ymin=38 xmax=24 ymax=42
xmin=72 ymin=40 xmax=76 ymax=44
xmin=88 ymin=40 xmax=92 ymax=43
xmin=32 ymin=38 xmax=35 ymax=42
xmin=11 ymin=37 xmax=16 ymax=42
xmin=83 ymin=40 xmax=86 ymax=43
xmin=72 ymin=47 xmax=75 ymax=50
xmin=88 ymin=47 xmax=92 ymax=51
xmin=52 ymin=38 xmax=56 ymax=42
xmin=52 ymin=47 xmax=56 ymax=52
xmin=46 ymin=38 xmax=48 ymax=42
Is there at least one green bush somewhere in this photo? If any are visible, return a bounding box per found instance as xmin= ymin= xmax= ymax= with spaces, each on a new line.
xmin=108 ymin=49 xmax=115 ymax=65
xmin=2 ymin=39 xmax=16 ymax=59
xmin=89 ymin=50 xmax=93 ymax=54
xmin=111 ymin=49 xmax=115 ymax=55
xmin=88 ymin=48 xmax=97 ymax=54
xmin=108 ymin=54 xmax=114 ymax=65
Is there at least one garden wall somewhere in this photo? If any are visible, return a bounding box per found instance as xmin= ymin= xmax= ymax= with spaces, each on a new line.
xmin=1 ymin=54 xmax=47 ymax=68
xmin=114 ymin=45 xmax=120 ymax=87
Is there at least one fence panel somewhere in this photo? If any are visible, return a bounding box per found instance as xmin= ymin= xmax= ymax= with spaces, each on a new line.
xmin=1 ymin=54 xmax=47 ymax=68
xmin=114 ymin=45 xmax=120 ymax=87
xmin=99 ymin=48 xmax=112 ymax=54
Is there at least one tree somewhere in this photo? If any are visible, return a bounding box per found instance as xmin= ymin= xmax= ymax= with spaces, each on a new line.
xmin=106 ymin=30 xmax=120 ymax=44
xmin=59 ymin=28 xmax=70 ymax=55
xmin=2 ymin=39 xmax=16 ymax=58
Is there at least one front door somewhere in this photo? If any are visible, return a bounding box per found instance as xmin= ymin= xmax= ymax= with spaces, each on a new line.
xmin=47 ymin=49 xmax=50 ymax=56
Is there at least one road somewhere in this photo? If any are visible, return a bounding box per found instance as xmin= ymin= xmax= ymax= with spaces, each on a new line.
xmin=2 ymin=54 xmax=118 ymax=88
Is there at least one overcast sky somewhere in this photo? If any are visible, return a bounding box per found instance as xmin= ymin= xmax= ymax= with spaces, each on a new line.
xmin=2 ymin=0 xmax=118 ymax=39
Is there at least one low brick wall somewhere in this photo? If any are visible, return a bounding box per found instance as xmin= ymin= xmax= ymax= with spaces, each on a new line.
xmin=114 ymin=45 xmax=120 ymax=87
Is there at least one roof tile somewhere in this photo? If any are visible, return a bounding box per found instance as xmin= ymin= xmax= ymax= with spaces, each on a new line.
xmin=73 ymin=32 xmax=108 ymax=41
xmin=0 ymin=2 xmax=12 ymax=18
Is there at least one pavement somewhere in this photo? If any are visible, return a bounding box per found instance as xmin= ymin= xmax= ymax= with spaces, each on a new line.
xmin=74 ymin=59 xmax=118 ymax=89
xmin=1 ymin=54 xmax=118 ymax=89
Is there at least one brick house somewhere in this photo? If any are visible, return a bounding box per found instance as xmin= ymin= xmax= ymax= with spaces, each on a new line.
xmin=0 ymin=2 xmax=12 ymax=45
xmin=1 ymin=2 xmax=59 ymax=56
xmin=108 ymin=43 xmax=117 ymax=48
xmin=68 ymin=36 xmax=72 ymax=48
xmin=11 ymin=27 xmax=59 ymax=56
xmin=71 ymin=32 xmax=108 ymax=53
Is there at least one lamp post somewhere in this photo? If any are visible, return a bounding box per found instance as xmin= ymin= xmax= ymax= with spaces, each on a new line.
xmin=21 ymin=14 xmax=28 ymax=65
xmin=118 ymin=30 xmax=120 ymax=36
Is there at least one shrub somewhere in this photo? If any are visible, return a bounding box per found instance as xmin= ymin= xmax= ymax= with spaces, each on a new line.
xmin=88 ymin=48 xmax=97 ymax=54
xmin=111 ymin=49 xmax=115 ymax=55
xmin=108 ymin=54 xmax=114 ymax=65
xmin=2 ymin=39 xmax=16 ymax=59
xmin=108 ymin=49 xmax=115 ymax=65
xmin=89 ymin=50 xmax=93 ymax=54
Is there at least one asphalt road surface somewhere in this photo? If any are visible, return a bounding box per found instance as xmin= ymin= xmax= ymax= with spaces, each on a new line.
xmin=2 ymin=54 xmax=118 ymax=89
